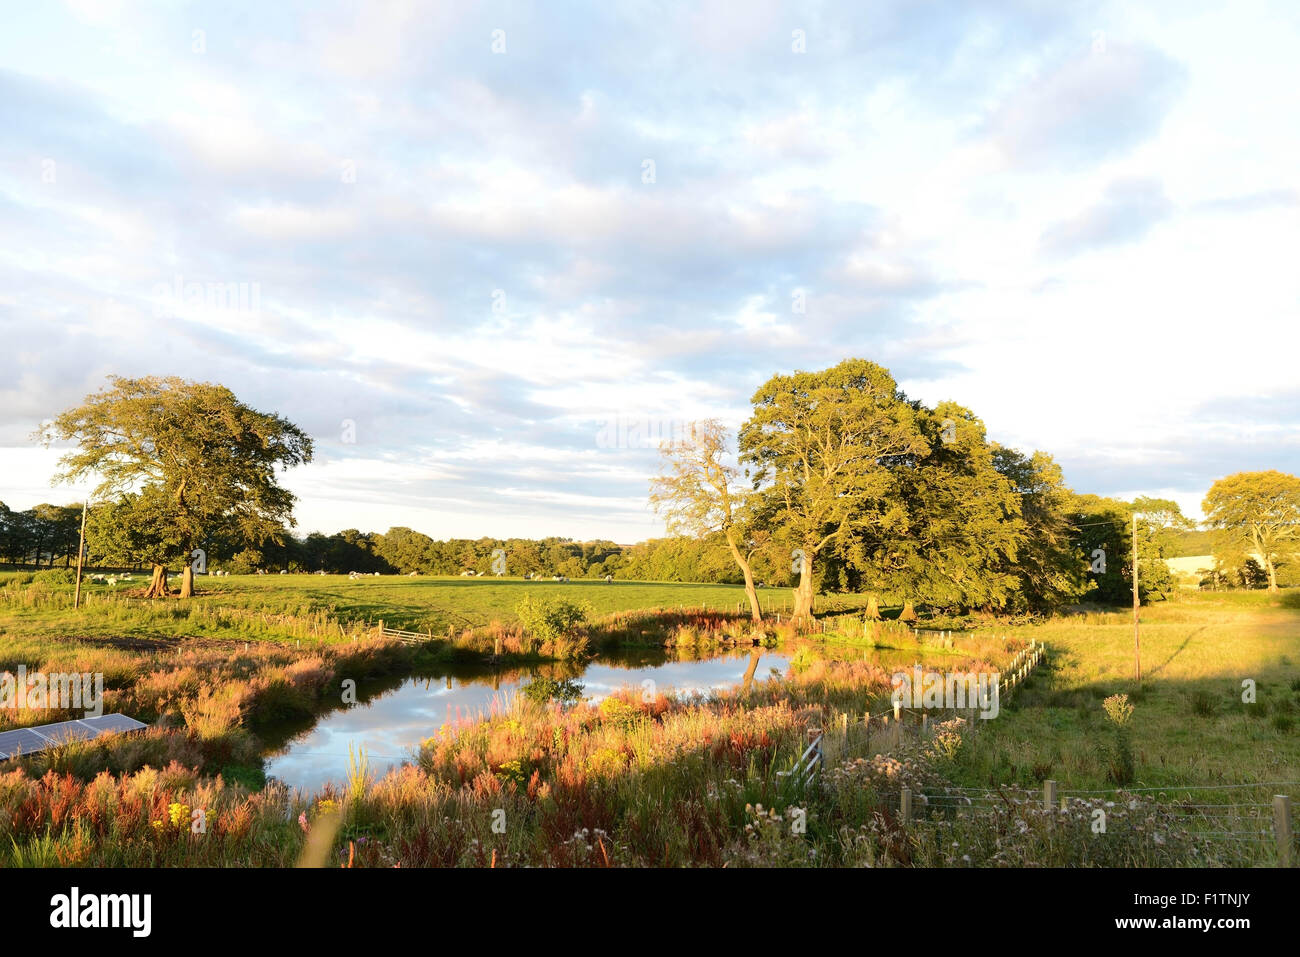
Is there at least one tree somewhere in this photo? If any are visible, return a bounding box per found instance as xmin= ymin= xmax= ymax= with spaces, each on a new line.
xmin=991 ymin=448 xmax=1086 ymax=610
xmin=1203 ymin=470 xmax=1300 ymax=593
xmin=866 ymin=402 xmax=1023 ymax=613
xmin=1068 ymin=494 xmax=1175 ymax=604
xmin=1131 ymin=496 xmax=1196 ymax=554
xmin=38 ymin=376 xmax=312 ymax=597
xmin=650 ymin=419 xmax=766 ymax=620
xmin=740 ymin=359 xmax=926 ymax=619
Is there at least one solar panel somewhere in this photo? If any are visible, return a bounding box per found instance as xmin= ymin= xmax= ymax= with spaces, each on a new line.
xmin=0 ymin=714 xmax=148 ymax=760
xmin=0 ymin=728 xmax=53 ymax=760
xmin=84 ymin=714 xmax=148 ymax=734
xmin=28 ymin=720 xmax=94 ymax=745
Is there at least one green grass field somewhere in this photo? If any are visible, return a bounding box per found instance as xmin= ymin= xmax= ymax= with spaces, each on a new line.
xmin=0 ymin=571 xmax=876 ymax=644
xmin=953 ymin=589 xmax=1300 ymax=790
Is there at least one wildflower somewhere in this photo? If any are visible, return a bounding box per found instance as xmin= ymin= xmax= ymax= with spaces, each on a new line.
xmin=1103 ymin=693 xmax=1134 ymax=726
xmin=299 ymin=812 xmax=310 ymax=833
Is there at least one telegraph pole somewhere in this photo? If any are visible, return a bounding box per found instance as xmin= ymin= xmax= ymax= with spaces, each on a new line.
xmin=73 ymin=499 xmax=88 ymax=610
xmin=1132 ymin=511 xmax=1141 ymax=683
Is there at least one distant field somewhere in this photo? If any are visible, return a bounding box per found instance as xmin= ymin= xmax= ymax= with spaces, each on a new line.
xmin=0 ymin=572 xmax=878 ymax=643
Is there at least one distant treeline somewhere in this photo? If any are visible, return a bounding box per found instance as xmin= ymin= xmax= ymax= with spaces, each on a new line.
xmin=6 ymin=497 xmax=1286 ymax=601
xmin=0 ymin=502 xmax=82 ymax=568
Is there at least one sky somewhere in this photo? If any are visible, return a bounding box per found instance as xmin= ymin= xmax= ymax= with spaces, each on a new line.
xmin=1 ymin=0 xmax=1297 ymax=544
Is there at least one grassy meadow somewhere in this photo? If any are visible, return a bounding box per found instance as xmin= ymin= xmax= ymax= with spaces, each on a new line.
xmin=0 ymin=569 xmax=1295 ymax=866
xmin=0 ymin=570 xmax=876 ymax=645
xmin=951 ymin=589 xmax=1300 ymax=789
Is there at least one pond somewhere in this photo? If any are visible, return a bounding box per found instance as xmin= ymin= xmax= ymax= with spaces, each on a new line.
xmin=262 ymin=647 xmax=797 ymax=794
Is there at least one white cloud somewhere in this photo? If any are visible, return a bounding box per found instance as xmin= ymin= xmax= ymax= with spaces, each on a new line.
xmin=3 ymin=0 xmax=1298 ymax=543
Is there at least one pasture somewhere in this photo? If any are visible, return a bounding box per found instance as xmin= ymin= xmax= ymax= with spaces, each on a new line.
xmin=0 ymin=571 xmax=877 ymax=644
xmin=952 ymin=589 xmax=1300 ymax=788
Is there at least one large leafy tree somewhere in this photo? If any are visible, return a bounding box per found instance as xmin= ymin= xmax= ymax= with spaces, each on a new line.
xmin=740 ymin=359 xmax=926 ymax=619
xmin=866 ymin=402 xmax=1023 ymax=613
xmin=650 ymin=419 xmax=766 ymax=620
xmin=1203 ymin=470 xmax=1300 ymax=593
xmin=991 ymin=448 xmax=1086 ymax=610
xmin=38 ymin=376 xmax=312 ymax=597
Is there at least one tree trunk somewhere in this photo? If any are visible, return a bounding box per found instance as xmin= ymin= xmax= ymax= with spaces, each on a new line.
xmin=792 ymin=556 xmax=815 ymax=619
xmin=180 ymin=564 xmax=195 ymax=598
xmin=1266 ymin=556 xmax=1279 ymax=593
xmin=723 ymin=530 xmax=763 ymax=621
xmin=144 ymin=563 xmax=170 ymax=598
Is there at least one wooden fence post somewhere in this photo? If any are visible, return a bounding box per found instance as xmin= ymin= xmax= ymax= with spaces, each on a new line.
xmin=1274 ymin=795 xmax=1293 ymax=867
xmin=1044 ymin=780 xmax=1058 ymax=812
xmin=901 ymin=787 xmax=913 ymax=825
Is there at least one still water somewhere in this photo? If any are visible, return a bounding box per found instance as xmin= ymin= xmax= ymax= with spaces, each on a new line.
xmin=262 ymin=648 xmax=793 ymax=794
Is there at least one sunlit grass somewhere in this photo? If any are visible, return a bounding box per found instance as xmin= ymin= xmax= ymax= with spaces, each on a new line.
xmin=0 ymin=571 xmax=881 ymax=646
xmin=948 ymin=589 xmax=1300 ymax=791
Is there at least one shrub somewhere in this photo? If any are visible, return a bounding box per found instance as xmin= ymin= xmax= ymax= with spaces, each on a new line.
xmin=33 ymin=568 xmax=77 ymax=586
xmin=515 ymin=594 xmax=594 ymax=658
